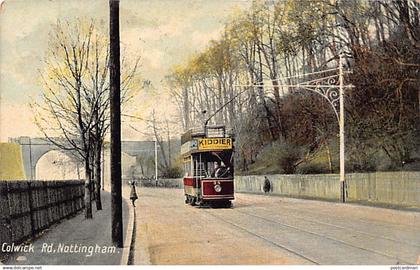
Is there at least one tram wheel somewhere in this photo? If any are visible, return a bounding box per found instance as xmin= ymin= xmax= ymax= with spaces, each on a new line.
xmin=190 ymin=197 xmax=196 ymax=206
xmin=224 ymin=201 xmax=232 ymax=208
xmin=212 ymin=200 xmax=232 ymax=208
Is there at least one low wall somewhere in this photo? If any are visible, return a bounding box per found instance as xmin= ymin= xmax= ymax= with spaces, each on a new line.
xmin=236 ymin=171 xmax=420 ymax=209
xmin=132 ymin=172 xmax=420 ymax=209
xmin=235 ymin=174 xmax=340 ymax=200
xmin=0 ymin=180 xmax=85 ymax=258
xmin=136 ymin=178 xmax=183 ymax=189
xmin=346 ymin=172 xmax=420 ymax=208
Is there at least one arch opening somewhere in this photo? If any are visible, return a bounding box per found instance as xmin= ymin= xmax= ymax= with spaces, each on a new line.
xmin=35 ymin=150 xmax=83 ymax=180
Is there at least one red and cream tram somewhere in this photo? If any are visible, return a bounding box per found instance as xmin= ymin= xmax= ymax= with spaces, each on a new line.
xmin=181 ymin=126 xmax=234 ymax=207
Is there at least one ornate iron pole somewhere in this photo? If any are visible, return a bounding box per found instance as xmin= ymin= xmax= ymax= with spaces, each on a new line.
xmin=338 ymin=54 xmax=346 ymax=202
xmin=155 ymin=140 xmax=158 ymax=183
xmin=235 ymin=53 xmax=352 ymax=202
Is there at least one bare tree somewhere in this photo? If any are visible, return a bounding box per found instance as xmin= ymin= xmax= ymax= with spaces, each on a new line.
xmin=32 ymin=19 xmax=99 ymax=218
xmin=32 ymin=18 xmax=141 ymax=218
xmin=168 ymin=0 xmax=420 ymax=174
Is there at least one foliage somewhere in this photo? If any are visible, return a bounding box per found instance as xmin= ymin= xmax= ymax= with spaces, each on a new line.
xmin=296 ymin=163 xmax=329 ymax=175
xmin=161 ymin=166 xmax=183 ymax=179
xmin=274 ymin=140 xmax=304 ymax=174
xmin=168 ymin=0 xmax=420 ymax=174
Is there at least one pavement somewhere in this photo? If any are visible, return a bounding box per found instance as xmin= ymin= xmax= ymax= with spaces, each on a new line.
xmin=130 ymin=187 xmax=420 ymax=265
xmin=3 ymin=191 xmax=133 ymax=265
xmin=121 ymin=185 xmax=151 ymax=265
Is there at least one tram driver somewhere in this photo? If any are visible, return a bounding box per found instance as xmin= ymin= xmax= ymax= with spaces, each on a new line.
xmin=214 ymin=162 xmax=231 ymax=178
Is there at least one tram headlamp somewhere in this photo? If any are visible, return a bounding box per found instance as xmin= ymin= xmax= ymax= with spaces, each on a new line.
xmin=214 ymin=184 xmax=222 ymax=193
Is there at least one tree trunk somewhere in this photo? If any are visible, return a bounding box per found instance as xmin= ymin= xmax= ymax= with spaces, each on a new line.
xmin=257 ymin=47 xmax=276 ymax=140
xmin=77 ymin=163 xmax=80 ymax=180
xmin=326 ymin=142 xmax=333 ymax=173
xmin=182 ymin=87 xmax=190 ymax=130
xmin=95 ymin=143 xmax=102 ymax=210
xmin=271 ymin=79 xmax=283 ymax=137
xmin=167 ymin=122 xmax=172 ymax=168
xmin=84 ymin=157 xmax=93 ymax=219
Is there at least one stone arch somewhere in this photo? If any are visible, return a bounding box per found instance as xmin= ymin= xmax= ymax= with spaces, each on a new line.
xmin=11 ymin=137 xmax=78 ymax=180
xmin=35 ymin=150 xmax=82 ymax=180
xmin=11 ymin=137 xmax=158 ymax=181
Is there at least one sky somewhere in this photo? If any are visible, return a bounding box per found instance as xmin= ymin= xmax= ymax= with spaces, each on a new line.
xmin=0 ymin=0 xmax=249 ymax=142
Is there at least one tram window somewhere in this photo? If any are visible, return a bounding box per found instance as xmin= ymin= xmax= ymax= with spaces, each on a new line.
xmin=208 ymin=162 xmax=216 ymax=177
xmin=190 ymin=152 xmax=233 ymax=178
xmin=192 ymin=154 xmax=208 ymax=178
xmin=184 ymin=160 xmax=192 ymax=177
xmin=214 ymin=162 xmax=232 ymax=178
xmin=194 ymin=161 xmax=208 ymax=177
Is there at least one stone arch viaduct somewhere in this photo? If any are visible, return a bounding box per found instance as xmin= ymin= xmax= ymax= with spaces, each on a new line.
xmin=9 ymin=136 xmax=156 ymax=180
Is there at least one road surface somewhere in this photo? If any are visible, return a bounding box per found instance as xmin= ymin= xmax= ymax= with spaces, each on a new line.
xmin=127 ymin=187 xmax=420 ymax=265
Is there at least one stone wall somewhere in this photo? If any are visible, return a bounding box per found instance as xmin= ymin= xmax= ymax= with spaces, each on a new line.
xmin=345 ymin=172 xmax=420 ymax=208
xmin=236 ymin=172 xmax=420 ymax=209
xmin=137 ymin=178 xmax=183 ymax=189
xmin=235 ymin=174 xmax=340 ymax=200
xmin=136 ymin=172 xmax=420 ymax=209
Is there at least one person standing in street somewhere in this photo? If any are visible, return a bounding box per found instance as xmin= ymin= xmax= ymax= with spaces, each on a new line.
xmin=130 ymin=180 xmax=138 ymax=207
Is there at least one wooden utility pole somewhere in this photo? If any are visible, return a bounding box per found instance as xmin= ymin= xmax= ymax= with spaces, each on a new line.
xmin=109 ymin=0 xmax=123 ymax=248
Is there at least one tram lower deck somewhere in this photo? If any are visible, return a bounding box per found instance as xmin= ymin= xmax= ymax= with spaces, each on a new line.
xmin=183 ymin=177 xmax=234 ymax=207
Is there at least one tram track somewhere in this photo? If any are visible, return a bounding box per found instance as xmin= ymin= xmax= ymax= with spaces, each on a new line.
xmin=241 ymin=194 xmax=420 ymax=245
xmin=239 ymin=197 xmax=420 ymax=247
xmin=256 ymin=196 xmax=420 ymax=233
xmin=203 ymin=210 xmax=320 ymax=265
xmin=285 ymin=205 xmax=420 ymax=234
xmin=232 ymin=209 xmax=413 ymax=264
xmin=202 ymin=204 xmax=414 ymax=264
xmin=239 ymin=200 xmax=420 ymax=249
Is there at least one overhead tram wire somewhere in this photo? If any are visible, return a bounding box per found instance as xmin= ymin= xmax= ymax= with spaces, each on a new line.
xmin=121 ymin=113 xmax=178 ymax=125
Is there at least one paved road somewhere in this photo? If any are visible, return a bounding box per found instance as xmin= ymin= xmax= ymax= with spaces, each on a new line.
xmin=129 ymin=187 xmax=420 ymax=265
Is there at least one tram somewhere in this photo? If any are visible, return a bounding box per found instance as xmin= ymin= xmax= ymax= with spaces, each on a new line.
xmin=180 ymin=125 xmax=234 ymax=207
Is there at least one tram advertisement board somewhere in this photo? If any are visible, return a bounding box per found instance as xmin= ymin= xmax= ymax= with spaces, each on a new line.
xmin=198 ymin=138 xmax=232 ymax=150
